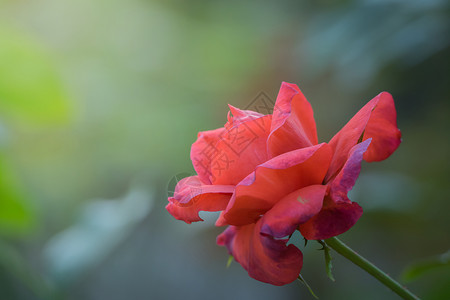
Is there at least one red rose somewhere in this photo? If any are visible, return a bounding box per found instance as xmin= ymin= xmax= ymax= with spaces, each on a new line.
xmin=166 ymin=82 xmax=401 ymax=286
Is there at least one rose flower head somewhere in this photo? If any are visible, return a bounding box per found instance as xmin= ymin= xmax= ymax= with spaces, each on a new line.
xmin=166 ymin=82 xmax=401 ymax=286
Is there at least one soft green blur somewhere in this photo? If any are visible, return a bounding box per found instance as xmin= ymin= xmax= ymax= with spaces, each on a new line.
xmin=0 ymin=0 xmax=448 ymax=299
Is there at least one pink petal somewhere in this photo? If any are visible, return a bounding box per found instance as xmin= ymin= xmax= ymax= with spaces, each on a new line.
xmin=329 ymin=139 xmax=371 ymax=203
xmin=325 ymin=98 xmax=377 ymax=182
xmin=260 ymin=185 xmax=327 ymax=238
xmin=210 ymin=110 xmax=272 ymax=185
xmin=267 ymin=82 xmax=318 ymax=158
xmin=191 ymin=128 xmax=227 ymax=185
xmin=215 ymin=211 xmax=228 ymax=227
xmin=226 ymin=105 xmax=266 ymax=128
xmin=298 ymin=197 xmax=363 ymax=240
xmin=166 ymin=176 xmax=234 ymax=224
xmin=325 ymin=92 xmax=401 ymax=182
xmin=223 ymin=143 xmax=332 ymax=226
xmin=217 ymin=221 xmax=303 ymax=286
xmin=299 ymin=141 xmax=370 ymax=240
xmin=362 ymin=92 xmax=401 ymax=162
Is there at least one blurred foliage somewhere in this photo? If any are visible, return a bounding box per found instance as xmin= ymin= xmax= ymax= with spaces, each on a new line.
xmin=402 ymin=250 xmax=450 ymax=282
xmin=0 ymin=25 xmax=73 ymax=237
xmin=299 ymin=0 xmax=450 ymax=90
xmin=0 ymin=240 xmax=55 ymax=300
xmin=44 ymin=186 xmax=152 ymax=286
xmin=0 ymin=27 xmax=70 ymax=124
xmin=0 ymin=0 xmax=448 ymax=299
xmin=0 ymin=21 xmax=72 ymax=300
xmin=0 ymin=155 xmax=33 ymax=235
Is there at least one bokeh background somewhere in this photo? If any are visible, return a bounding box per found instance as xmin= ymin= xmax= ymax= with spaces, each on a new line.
xmin=0 ymin=0 xmax=449 ymax=299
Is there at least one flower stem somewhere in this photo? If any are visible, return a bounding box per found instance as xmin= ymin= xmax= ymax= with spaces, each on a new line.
xmin=324 ymin=237 xmax=420 ymax=300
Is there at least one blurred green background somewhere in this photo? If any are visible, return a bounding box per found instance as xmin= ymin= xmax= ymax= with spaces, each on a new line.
xmin=0 ymin=0 xmax=449 ymax=299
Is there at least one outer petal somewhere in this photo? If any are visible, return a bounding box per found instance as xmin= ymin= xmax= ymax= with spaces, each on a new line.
xmin=210 ymin=109 xmax=272 ymax=185
xmin=214 ymin=210 xmax=228 ymax=227
xmin=329 ymin=139 xmax=371 ymax=203
xmin=191 ymin=128 xmax=226 ymax=185
xmin=362 ymin=92 xmax=401 ymax=162
xmin=166 ymin=176 xmax=234 ymax=224
xmin=326 ymin=92 xmax=401 ymax=182
xmin=260 ymin=185 xmax=327 ymax=238
xmin=298 ymin=197 xmax=363 ymax=240
xmin=299 ymin=141 xmax=370 ymax=240
xmin=217 ymin=221 xmax=303 ymax=286
xmin=223 ymin=143 xmax=332 ymax=226
xmin=267 ymin=82 xmax=318 ymax=158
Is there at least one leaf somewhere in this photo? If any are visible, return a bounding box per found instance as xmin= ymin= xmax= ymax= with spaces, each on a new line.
xmin=0 ymin=27 xmax=71 ymax=124
xmin=402 ymin=250 xmax=450 ymax=282
xmin=0 ymin=154 xmax=33 ymax=235
xmin=318 ymin=240 xmax=335 ymax=282
xmin=0 ymin=240 xmax=55 ymax=299
xmin=297 ymin=274 xmax=319 ymax=299
xmin=226 ymin=255 xmax=233 ymax=268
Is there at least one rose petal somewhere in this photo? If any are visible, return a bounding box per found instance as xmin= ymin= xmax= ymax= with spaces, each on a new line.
xmin=210 ymin=109 xmax=272 ymax=185
xmin=299 ymin=141 xmax=370 ymax=240
xmin=191 ymin=128 xmax=227 ymax=185
xmin=267 ymin=82 xmax=318 ymax=158
xmin=260 ymin=185 xmax=327 ymax=238
xmin=326 ymin=92 xmax=401 ymax=182
xmin=299 ymin=197 xmax=363 ymax=240
xmin=215 ymin=210 xmax=228 ymax=227
xmin=226 ymin=105 xmax=266 ymax=128
xmin=166 ymin=176 xmax=234 ymax=224
xmin=217 ymin=221 xmax=303 ymax=286
xmin=329 ymin=139 xmax=371 ymax=203
xmin=223 ymin=143 xmax=332 ymax=226
xmin=362 ymin=92 xmax=401 ymax=162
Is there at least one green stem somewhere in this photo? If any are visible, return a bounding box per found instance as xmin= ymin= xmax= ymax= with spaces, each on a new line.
xmin=324 ymin=237 xmax=420 ymax=300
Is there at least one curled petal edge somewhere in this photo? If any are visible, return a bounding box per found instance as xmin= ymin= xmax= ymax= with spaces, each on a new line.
xmin=217 ymin=221 xmax=303 ymax=286
xmin=166 ymin=176 xmax=234 ymax=224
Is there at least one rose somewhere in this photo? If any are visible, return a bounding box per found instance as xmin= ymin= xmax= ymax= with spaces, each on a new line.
xmin=166 ymin=82 xmax=401 ymax=286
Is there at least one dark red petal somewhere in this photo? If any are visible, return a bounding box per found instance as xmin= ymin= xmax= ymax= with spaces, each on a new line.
xmin=362 ymin=92 xmax=401 ymax=162
xmin=260 ymin=185 xmax=327 ymax=238
xmin=267 ymin=82 xmax=318 ymax=158
xmin=210 ymin=111 xmax=272 ymax=185
xmin=299 ymin=141 xmax=370 ymax=240
xmin=329 ymin=139 xmax=371 ymax=203
xmin=217 ymin=221 xmax=303 ymax=286
xmin=166 ymin=176 xmax=234 ymax=224
xmin=191 ymin=128 xmax=226 ymax=185
xmin=223 ymin=143 xmax=332 ymax=226
xmin=298 ymin=197 xmax=363 ymax=240
xmin=326 ymin=92 xmax=401 ymax=182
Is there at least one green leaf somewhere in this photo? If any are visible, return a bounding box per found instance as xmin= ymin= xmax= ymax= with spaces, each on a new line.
xmin=226 ymin=255 xmax=233 ymax=268
xmin=402 ymin=250 xmax=450 ymax=282
xmin=0 ymin=27 xmax=71 ymax=124
xmin=318 ymin=240 xmax=335 ymax=282
xmin=297 ymin=274 xmax=319 ymax=299
xmin=0 ymin=154 xmax=33 ymax=234
xmin=0 ymin=240 xmax=55 ymax=298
